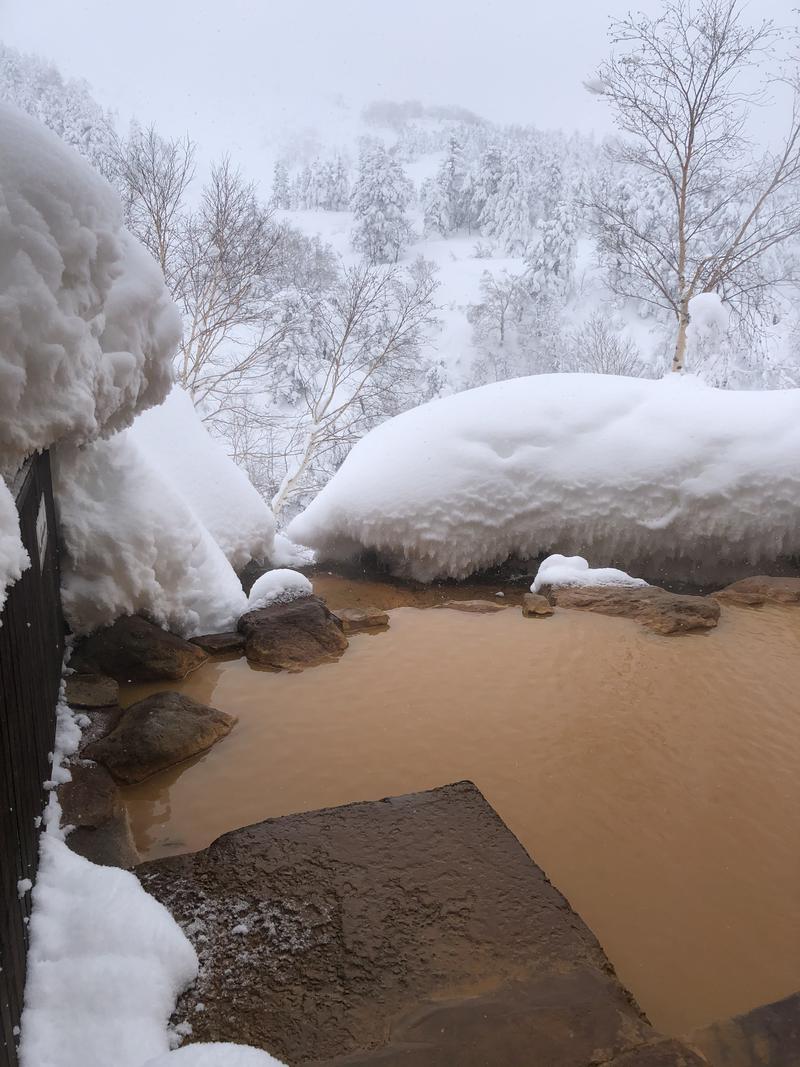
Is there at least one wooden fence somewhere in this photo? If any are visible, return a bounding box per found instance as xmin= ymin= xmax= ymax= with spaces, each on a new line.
xmin=0 ymin=451 xmax=64 ymax=1067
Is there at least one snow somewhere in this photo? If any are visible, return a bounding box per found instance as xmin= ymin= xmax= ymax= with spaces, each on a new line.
xmin=143 ymin=1045 xmax=286 ymax=1066
xmin=0 ymin=102 xmax=178 ymax=477
xmin=531 ymin=553 xmax=647 ymax=592
xmin=688 ymin=292 xmax=730 ymax=336
xmin=247 ymin=568 xmax=312 ymax=611
xmin=270 ymin=532 xmax=315 ymax=568
xmin=19 ymin=835 xmax=199 ymax=1067
xmin=20 ymin=676 xmax=287 ymax=1067
xmin=0 ymin=474 xmax=30 ymax=619
xmin=54 ymin=433 xmax=247 ymax=638
xmin=289 ymin=373 xmax=800 ymax=582
xmin=129 ymin=387 xmax=275 ymax=570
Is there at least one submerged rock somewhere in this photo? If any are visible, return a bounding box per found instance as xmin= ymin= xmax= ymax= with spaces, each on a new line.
xmin=71 ymin=615 xmax=208 ymax=682
xmin=686 ymin=990 xmax=800 ymax=1066
xmin=84 ymin=691 xmax=236 ymax=784
xmin=332 ymin=606 xmax=390 ymax=632
xmin=522 ymin=592 xmax=554 ymax=618
xmin=77 ymin=705 xmax=125 ymax=754
xmin=238 ymin=595 xmax=348 ymax=671
xmin=59 ymin=760 xmax=139 ymax=869
xmin=190 ymin=631 xmax=246 ymax=655
xmin=136 ymin=781 xmax=706 ymax=1065
xmin=713 ymin=575 xmax=800 ymax=607
xmin=65 ymin=672 xmax=119 ymax=708
xmin=548 ymin=585 xmax=720 ymax=635
xmin=436 ymin=599 xmax=506 ymax=613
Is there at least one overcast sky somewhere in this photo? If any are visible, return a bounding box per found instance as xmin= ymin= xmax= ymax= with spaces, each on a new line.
xmin=0 ymin=0 xmax=793 ymax=172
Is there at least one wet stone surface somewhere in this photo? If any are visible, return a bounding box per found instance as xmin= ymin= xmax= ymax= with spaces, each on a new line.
xmin=332 ymin=607 xmax=390 ymax=633
xmin=85 ymin=691 xmax=236 ymax=784
xmin=72 ymin=614 xmax=208 ymax=682
xmin=687 ymin=991 xmax=800 ymax=1067
xmin=713 ymin=576 xmax=800 ymax=608
xmin=435 ymin=599 xmax=506 ymax=613
xmin=547 ymin=584 xmax=720 ymax=635
xmin=190 ymin=631 xmax=246 ymax=655
xmin=64 ymin=672 xmax=119 ymax=708
xmin=238 ymin=595 xmax=349 ymax=671
xmin=138 ymin=781 xmax=705 ymax=1066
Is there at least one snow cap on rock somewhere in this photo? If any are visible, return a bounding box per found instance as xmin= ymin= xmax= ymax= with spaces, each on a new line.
xmin=247 ymin=569 xmax=313 ymax=612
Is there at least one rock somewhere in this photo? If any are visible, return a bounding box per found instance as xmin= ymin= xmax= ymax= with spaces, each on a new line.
xmin=713 ymin=575 xmax=800 ymax=607
xmin=190 ymin=631 xmax=246 ymax=655
xmin=65 ymin=672 xmax=119 ymax=708
xmin=522 ymin=592 xmax=554 ymax=618
xmin=77 ymin=705 xmax=124 ymax=754
xmin=84 ymin=691 xmax=236 ymax=784
xmin=435 ymin=599 xmax=506 ymax=613
xmin=332 ymin=607 xmax=390 ymax=633
xmin=238 ymin=595 xmax=348 ymax=671
xmin=59 ymin=761 xmax=121 ymax=828
xmin=71 ymin=615 xmax=208 ymax=682
xmin=686 ymin=990 xmax=800 ymax=1067
xmin=59 ymin=760 xmax=140 ymax=868
xmin=67 ymin=812 xmax=140 ymax=869
xmin=549 ymin=585 xmax=720 ymax=635
xmin=138 ymin=781 xmax=696 ymax=1066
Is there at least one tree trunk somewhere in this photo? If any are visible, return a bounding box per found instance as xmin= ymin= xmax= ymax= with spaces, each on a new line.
xmin=672 ymin=306 xmax=690 ymax=372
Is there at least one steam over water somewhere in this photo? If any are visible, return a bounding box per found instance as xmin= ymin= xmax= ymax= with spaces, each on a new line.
xmin=121 ymin=601 xmax=800 ymax=1035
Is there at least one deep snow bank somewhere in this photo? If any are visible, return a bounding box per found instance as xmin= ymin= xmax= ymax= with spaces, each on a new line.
xmin=54 ymin=433 xmax=247 ymax=638
xmin=0 ymin=103 xmax=178 ymax=476
xmin=289 ymin=374 xmax=800 ymax=582
xmin=129 ymin=388 xmax=275 ymax=570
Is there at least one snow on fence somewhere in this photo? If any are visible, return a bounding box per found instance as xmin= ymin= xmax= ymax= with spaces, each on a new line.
xmin=0 ymin=451 xmax=64 ymax=1067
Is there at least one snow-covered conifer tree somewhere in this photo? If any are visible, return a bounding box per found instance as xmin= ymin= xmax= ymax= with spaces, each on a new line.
xmin=351 ymin=144 xmax=414 ymax=263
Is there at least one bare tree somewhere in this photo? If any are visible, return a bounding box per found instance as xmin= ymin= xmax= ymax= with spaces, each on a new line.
xmin=564 ymin=312 xmax=649 ymax=376
xmin=112 ymin=123 xmax=195 ymax=289
xmin=590 ymin=0 xmax=800 ymax=371
xmin=176 ymin=159 xmax=291 ymax=414
xmin=114 ymin=128 xmax=306 ymax=418
xmin=270 ymin=258 xmax=439 ymax=517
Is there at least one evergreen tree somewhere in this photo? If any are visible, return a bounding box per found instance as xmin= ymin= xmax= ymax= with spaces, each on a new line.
xmin=351 ymin=145 xmax=414 ymax=263
xmin=481 ymin=153 xmax=530 ymax=254
xmin=270 ymin=160 xmax=292 ymax=209
xmin=524 ymin=200 xmax=577 ymax=301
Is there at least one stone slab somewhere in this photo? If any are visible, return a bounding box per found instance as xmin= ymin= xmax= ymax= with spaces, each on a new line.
xmin=190 ymin=632 xmax=246 ymax=655
xmin=138 ymin=781 xmax=700 ymax=1066
xmin=686 ymin=991 xmax=800 ymax=1067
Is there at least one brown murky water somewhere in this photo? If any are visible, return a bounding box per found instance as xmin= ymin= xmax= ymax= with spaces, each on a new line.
xmin=120 ymin=600 xmax=800 ymax=1036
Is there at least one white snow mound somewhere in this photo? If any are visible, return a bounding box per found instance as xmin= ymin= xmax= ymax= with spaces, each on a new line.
xmin=0 ymin=102 xmax=179 ymax=476
xmin=247 ymin=568 xmax=312 ymax=611
xmin=288 ymin=374 xmax=800 ymax=582
xmin=143 ymin=1045 xmax=287 ymax=1066
xmin=130 ymin=387 xmax=275 ymax=570
xmin=532 ymin=554 xmax=647 ymax=592
xmin=19 ymin=834 xmax=198 ymax=1067
xmin=54 ymin=433 xmax=247 ymax=637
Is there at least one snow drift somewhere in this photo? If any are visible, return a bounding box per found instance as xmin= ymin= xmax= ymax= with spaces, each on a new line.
xmin=54 ymin=433 xmax=247 ymax=638
xmin=0 ymin=103 xmax=178 ymax=476
xmin=288 ymin=373 xmax=800 ymax=582
xmin=129 ymin=387 xmax=275 ymax=570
